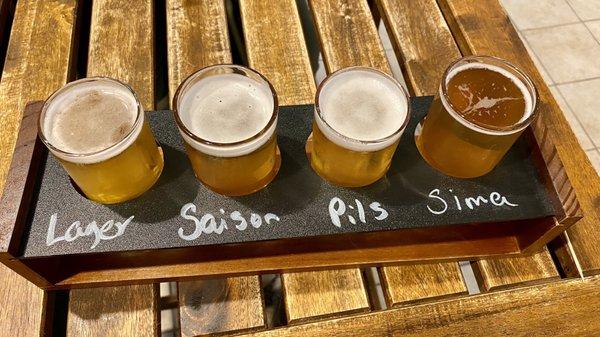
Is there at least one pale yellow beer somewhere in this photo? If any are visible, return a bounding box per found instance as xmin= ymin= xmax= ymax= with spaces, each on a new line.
xmin=416 ymin=56 xmax=538 ymax=178
xmin=174 ymin=65 xmax=280 ymax=196
xmin=39 ymin=77 xmax=164 ymax=204
xmin=309 ymin=67 xmax=410 ymax=187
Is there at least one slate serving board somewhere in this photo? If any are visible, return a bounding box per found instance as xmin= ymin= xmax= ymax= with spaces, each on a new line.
xmin=20 ymin=96 xmax=555 ymax=258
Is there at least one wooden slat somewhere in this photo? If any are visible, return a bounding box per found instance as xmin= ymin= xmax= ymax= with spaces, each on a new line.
xmin=178 ymin=277 xmax=265 ymax=336
xmin=438 ymin=0 xmax=600 ymax=276
xmin=166 ymin=0 xmax=231 ymax=103
xmin=379 ymin=263 xmax=466 ymax=306
xmin=240 ymin=0 xmax=315 ymax=106
xmin=243 ymin=275 xmax=600 ymax=337
xmin=377 ymin=0 xmax=461 ymax=96
xmin=68 ymin=285 xmax=159 ymax=336
xmin=280 ymin=270 xmax=369 ymax=323
xmin=309 ymin=0 xmax=390 ymax=73
xmin=166 ymin=1 xmax=266 ymax=335
xmin=474 ymin=248 xmax=560 ymax=290
xmin=0 ymin=0 xmax=77 ymax=335
xmin=308 ymin=0 xmax=467 ymax=307
xmin=377 ymin=0 xmax=559 ymax=292
xmin=240 ymin=0 xmax=370 ymax=323
xmin=87 ymin=0 xmax=154 ymax=109
xmin=67 ymin=1 xmax=158 ymax=336
xmin=0 ymin=266 xmax=47 ymax=336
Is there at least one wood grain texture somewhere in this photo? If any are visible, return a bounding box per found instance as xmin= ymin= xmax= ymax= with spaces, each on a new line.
xmin=178 ymin=276 xmax=265 ymax=336
xmin=473 ymin=248 xmax=560 ymax=290
xmin=0 ymin=0 xmax=77 ymax=335
xmin=67 ymin=285 xmax=159 ymax=337
xmin=166 ymin=0 xmax=231 ymax=104
xmin=438 ymin=0 xmax=600 ymax=276
xmin=309 ymin=0 xmax=390 ymax=74
xmin=239 ymin=0 xmax=315 ymax=106
xmin=377 ymin=0 xmax=461 ymax=96
xmin=0 ymin=266 xmax=47 ymax=337
xmin=377 ymin=0 xmax=560 ymax=291
xmin=379 ymin=263 xmax=466 ymax=306
xmin=0 ymin=102 xmax=44 ymax=256
xmin=87 ymin=0 xmax=154 ymax=109
xmin=240 ymin=0 xmax=370 ymax=322
xmin=310 ymin=0 xmax=468 ymax=306
xmin=525 ymin=117 xmax=582 ymax=227
xmin=67 ymin=1 xmax=159 ymax=336
xmin=166 ymin=3 xmax=265 ymax=335
xmin=281 ymin=270 xmax=369 ymax=323
xmin=242 ymin=275 xmax=600 ymax=337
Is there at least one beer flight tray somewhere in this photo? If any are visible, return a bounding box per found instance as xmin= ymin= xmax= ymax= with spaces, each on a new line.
xmin=0 ymin=97 xmax=582 ymax=289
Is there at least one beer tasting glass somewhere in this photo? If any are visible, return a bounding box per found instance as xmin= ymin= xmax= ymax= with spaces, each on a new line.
xmin=174 ymin=64 xmax=280 ymax=196
xmin=308 ymin=67 xmax=411 ymax=187
xmin=39 ymin=77 xmax=164 ymax=204
xmin=416 ymin=56 xmax=538 ymax=178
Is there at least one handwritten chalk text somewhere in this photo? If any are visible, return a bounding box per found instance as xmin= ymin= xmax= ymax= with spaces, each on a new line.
xmin=46 ymin=213 xmax=133 ymax=249
xmin=328 ymin=197 xmax=388 ymax=227
xmin=178 ymin=203 xmax=280 ymax=241
xmin=426 ymin=188 xmax=518 ymax=215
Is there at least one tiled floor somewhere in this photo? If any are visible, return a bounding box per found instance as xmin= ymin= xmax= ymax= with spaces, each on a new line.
xmin=501 ymin=0 xmax=600 ymax=173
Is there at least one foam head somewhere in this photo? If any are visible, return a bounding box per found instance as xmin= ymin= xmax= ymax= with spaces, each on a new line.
xmin=316 ymin=67 xmax=410 ymax=152
xmin=40 ymin=77 xmax=143 ymax=164
xmin=175 ymin=65 xmax=277 ymax=157
xmin=441 ymin=57 xmax=537 ymax=136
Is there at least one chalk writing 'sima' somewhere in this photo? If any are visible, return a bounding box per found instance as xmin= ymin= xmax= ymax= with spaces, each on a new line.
xmin=426 ymin=188 xmax=518 ymax=215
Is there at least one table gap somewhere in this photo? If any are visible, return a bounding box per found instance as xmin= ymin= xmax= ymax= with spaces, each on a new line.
xmin=0 ymin=0 xmax=17 ymax=77
xmin=225 ymin=0 xmax=247 ymax=65
xmin=154 ymin=0 xmax=169 ymax=110
xmin=261 ymin=274 xmax=286 ymax=327
xmin=73 ymin=0 xmax=92 ymax=80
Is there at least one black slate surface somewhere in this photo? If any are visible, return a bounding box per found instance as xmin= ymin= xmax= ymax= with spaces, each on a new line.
xmin=20 ymin=96 xmax=555 ymax=258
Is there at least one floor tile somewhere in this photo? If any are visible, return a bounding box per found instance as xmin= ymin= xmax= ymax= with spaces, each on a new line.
xmin=518 ymin=31 xmax=554 ymax=85
xmin=585 ymin=149 xmax=600 ymax=174
xmin=567 ymin=0 xmax=600 ymax=21
xmin=378 ymin=21 xmax=393 ymax=51
xmin=524 ymin=24 xmax=600 ymax=83
xmin=385 ymin=48 xmax=408 ymax=90
xmin=586 ymin=20 xmax=600 ymax=41
xmin=315 ymin=57 xmax=326 ymax=84
xmin=549 ymin=86 xmax=595 ymax=150
xmin=501 ymin=0 xmax=579 ymax=30
xmin=557 ymin=78 xmax=600 ymax=148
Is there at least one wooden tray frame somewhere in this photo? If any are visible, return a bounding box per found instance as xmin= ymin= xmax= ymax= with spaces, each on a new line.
xmin=0 ymin=102 xmax=583 ymax=289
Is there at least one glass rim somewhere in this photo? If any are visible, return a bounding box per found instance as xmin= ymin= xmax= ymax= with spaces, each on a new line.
xmin=439 ymin=55 xmax=539 ymax=135
xmin=315 ymin=66 xmax=412 ymax=147
xmin=38 ymin=76 xmax=144 ymax=160
xmin=172 ymin=64 xmax=279 ymax=148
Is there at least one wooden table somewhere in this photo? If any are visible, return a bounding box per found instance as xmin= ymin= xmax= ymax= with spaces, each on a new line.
xmin=0 ymin=0 xmax=598 ymax=336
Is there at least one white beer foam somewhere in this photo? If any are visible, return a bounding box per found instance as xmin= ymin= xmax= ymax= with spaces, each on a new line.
xmin=178 ymin=73 xmax=276 ymax=157
xmin=443 ymin=63 xmax=535 ymax=135
xmin=42 ymin=79 xmax=143 ymax=164
xmin=316 ymin=68 xmax=409 ymax=152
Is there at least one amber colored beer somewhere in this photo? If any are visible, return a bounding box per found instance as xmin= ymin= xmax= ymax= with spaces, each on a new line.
xmin=309 ymin=67 xmax=410 ymax=187
xmin=39 ymin=77 xmax=164 ymax=204
xmin=174 ymin=65 xmax=280 ymax=196
xmin=416 ymin=56 xmax=538 ymax=178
